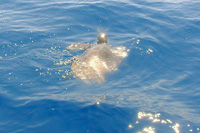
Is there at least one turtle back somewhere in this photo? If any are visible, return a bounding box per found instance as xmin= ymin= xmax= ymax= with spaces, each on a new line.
xmin=71 ymin=45 xmax=122 ymax=84
xmin=83 ymin=45 xmax=122 ymax=70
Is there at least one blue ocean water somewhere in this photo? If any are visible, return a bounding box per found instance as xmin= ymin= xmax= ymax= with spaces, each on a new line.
xmin=0 ymin=0 xmax=200 ymax=132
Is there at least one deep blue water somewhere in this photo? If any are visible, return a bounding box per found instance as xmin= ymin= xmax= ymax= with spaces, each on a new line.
xmin=0 ymin=0 xmax=200 ymax=132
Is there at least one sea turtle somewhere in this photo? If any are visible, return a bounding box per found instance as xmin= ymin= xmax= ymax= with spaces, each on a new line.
xmin=67 ymin=33 xmax=128 ymax=84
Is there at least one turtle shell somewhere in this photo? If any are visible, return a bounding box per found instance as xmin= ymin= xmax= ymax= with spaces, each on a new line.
xmin=71 ymin=45 xmax=122 ymax=84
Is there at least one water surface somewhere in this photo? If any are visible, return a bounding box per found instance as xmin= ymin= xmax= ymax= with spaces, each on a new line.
xmin=0 ymin=0 xmax=200 ymax=132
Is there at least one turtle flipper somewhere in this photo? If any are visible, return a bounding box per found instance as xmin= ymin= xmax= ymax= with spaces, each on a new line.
xmin=67 ymin=43 xmax=90 ymax=50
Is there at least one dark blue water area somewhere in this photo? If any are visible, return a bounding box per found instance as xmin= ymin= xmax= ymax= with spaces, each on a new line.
xmin=0 ymin=0 xmax=200 ymax=132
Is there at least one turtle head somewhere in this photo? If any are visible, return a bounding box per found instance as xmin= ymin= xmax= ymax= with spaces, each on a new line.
xmin=97 ymin=33 xmax=108 ymax=45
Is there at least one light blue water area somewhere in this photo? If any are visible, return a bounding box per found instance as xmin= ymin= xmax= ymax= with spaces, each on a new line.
xmin=0 ymin=0 xmax=200 ymax=132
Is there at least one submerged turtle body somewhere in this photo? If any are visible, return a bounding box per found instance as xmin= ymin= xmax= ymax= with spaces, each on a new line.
xmin=67 ymin=33 xmax=127 ymax=84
